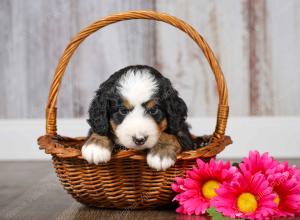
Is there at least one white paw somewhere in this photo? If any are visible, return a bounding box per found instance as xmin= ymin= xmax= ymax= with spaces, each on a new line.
xmin=146 ymin=153 xmax=175 ymax=171
xmin=81 ymin=143 xmax=111 ymax=164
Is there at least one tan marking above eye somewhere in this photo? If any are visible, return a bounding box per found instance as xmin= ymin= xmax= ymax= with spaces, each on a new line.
xmin=144 ymin=99 xmax=157 ymax=109
xmin=122 ymin=98 xmax=133 ymax=110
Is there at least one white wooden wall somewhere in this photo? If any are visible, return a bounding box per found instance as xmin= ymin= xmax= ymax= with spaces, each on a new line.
xmin=1 ymin=0 xmax=300 ymax=119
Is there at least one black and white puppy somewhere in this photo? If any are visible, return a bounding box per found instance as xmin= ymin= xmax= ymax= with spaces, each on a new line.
xmin=82 ymin=65 xmax=196 ymax=170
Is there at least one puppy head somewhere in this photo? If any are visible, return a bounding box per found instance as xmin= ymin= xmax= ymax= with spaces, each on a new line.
xmin=88 ymin=65 xmax=189 ymax=150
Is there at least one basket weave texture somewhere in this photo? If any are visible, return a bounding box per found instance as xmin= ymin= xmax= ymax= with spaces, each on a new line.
xmin=38 ymin=10 xmax=232 ymax=209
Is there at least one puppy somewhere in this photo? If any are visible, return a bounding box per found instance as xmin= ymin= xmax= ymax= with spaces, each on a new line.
xmin=82 ymin=65 xmax=196 ymax=170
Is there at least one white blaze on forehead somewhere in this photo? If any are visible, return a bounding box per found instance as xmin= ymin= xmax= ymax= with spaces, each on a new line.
xmin=117 ymin=69 xmax=158 ymax=106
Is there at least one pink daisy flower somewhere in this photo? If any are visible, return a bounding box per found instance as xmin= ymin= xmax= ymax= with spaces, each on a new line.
xmin=240 ymin=150 xmax=279 ymax=175
xmin=171 ymin=158 xmax=239 ymax=215
xmin=171 ymin=177 xmax=188 ymax=215
xmin=267 ymin=160 xmax=300 ymax=181
xmin=211 ymin=171 xmax=277 ymax=219
xmin=266 ymin=163 xmax=300 ymax=217
xmin=239 ymin=151 xmax=300 ymax=217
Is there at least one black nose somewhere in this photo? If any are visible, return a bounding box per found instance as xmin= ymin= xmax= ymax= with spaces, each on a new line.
xmin=132 ymin=136 xmax=148 ymax=145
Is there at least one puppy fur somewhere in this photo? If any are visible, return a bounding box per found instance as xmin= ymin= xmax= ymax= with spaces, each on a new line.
xmin=82 ymin=65 xmax=196 ymax=170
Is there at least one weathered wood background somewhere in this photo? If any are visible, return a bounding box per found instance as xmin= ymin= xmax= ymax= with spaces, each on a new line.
xmin=0 ymin=0 xmax=299 ymax=119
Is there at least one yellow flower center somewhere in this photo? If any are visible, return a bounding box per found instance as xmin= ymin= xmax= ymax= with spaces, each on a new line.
xmin=202 ymin=180 xmax=220 ymax=199
xmin=274 ymin=193 xmax=280 ymax=205
xmin=237 ymin=192 xmax=258 ymax=213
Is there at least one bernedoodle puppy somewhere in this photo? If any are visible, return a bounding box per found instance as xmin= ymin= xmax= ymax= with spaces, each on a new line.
xmin=82 ymin=65 xmax=200 ymax=171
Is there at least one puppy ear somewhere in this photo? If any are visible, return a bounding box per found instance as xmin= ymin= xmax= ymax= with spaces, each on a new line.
xmin=87 ymin=88 xmax=109 ymax=136
xmin=161 ymin=79 xmax=195 ymax=150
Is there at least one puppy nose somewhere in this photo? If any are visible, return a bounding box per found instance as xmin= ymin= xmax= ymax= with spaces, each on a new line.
xmin=132 ymin=136 xmax=148 ymax=145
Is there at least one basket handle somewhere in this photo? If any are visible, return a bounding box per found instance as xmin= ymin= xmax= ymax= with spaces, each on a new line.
xmin=46 ymin=10 xmax=229 ymax=142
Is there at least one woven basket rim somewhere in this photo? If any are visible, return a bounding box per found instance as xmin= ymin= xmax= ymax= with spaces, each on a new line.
xmin=38 ymin=134 xmax=232 ymax=161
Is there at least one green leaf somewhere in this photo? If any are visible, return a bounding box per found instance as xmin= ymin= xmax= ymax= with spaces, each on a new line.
xmin=207 ymin=208 xmax=245 ymax=220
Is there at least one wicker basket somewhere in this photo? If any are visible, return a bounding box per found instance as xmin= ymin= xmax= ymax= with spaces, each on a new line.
xmin=38 ymin=10 xmax=232 ymax=209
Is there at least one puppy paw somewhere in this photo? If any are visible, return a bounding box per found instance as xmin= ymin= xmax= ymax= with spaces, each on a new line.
xmin=82 ymin=142 xmax=112 ymax=164
xmin=146 ymin=153 xmax=175 ymax=171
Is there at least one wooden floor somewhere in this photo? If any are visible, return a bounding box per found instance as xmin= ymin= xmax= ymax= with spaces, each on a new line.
xmin=0 ymin=159 xmax=300 ymax=220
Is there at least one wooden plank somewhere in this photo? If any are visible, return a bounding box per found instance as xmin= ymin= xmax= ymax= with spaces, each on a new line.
xmin=266 ymin=0 xmax=300 ymax=115
xmin=0 ymin=0 xmax=28 ymax=118
xmin=213 ymin=1 xmax=250 ymax=116
xmin=70 ymin=0 xmax=156 ymax=117
xmin=244 ymin=0 xmax=300 ymax=115
xmin=0 ymin=0 xmax=74 ymax=118
xmin=155 ymin=1 xmax=250 ymax=116
xmin=0 ymin=162 xmax=74 ymax=220
xmin=245 ymin=0 xmax=275 ymax=115
xmin=25 ymin=0 xmax=74 ymax=118
xmin=0 ymin=0 xmax=11 ymax=118
xmin=0 ymin=162 xmax=54 ymax=209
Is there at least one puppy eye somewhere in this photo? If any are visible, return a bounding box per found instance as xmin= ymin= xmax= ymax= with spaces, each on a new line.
xmin=119 ymin=108 xmax=129 ymax=116
xmin=147 ymin=106 xmax=159 ymax=115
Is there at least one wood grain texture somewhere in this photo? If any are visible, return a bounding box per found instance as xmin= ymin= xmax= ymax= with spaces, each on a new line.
xmin=0 ymin=0 xmax=28 ymax=118
xmin=27 ymin=0 xmax=74 ymax=118
xmin=155 ymin=0 xmax=250 ymax=116
xmin=155 ymin=1 xmax=219 ymax=117
xmin=267 ymin=0 xmax=300 ymax=115
xmin=0 ymin=0 xmax=299 ymax=118
xmin=245 ymin=0 xmax=275 ymax=115
xmin=0 ymin=0 xmax=10 ymax=117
